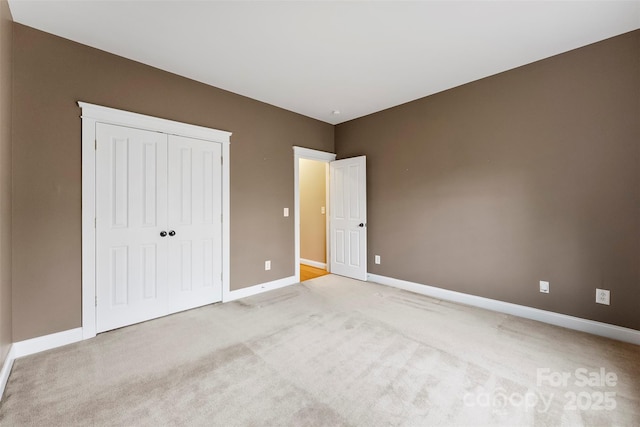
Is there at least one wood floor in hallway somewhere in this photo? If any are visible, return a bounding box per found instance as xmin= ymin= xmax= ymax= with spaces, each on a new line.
xmin=300 ymin=263 xmax=328 ymax=281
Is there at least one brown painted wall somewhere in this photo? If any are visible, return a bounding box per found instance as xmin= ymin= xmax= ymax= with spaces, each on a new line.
xmin=9 ymin=22 xmax=639 ymax=342
xmin=336 ymin=31 xmax=640 ymax=330
xmin=300 ymin=159 xmax=326 ymax=263
xmin=0 ymin=0 xmax=12 ymax=361
xmin=12 ymin=24 xmax=334 ymax=341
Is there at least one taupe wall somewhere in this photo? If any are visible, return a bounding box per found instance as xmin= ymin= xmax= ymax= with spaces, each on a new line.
xmin=9 ymin=22 xmax=640 ymax=342
xmin=12 ymin=24 xmax=334 ymax=341
xmin=300 ymin=159 xmax=326 ymax=264
xmin=336 ymin=31 xmax=640 ymax=330
xmin=0 ymin=0 xmax=12 ymax=361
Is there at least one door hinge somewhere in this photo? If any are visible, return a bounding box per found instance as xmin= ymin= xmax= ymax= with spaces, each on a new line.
xmin=94 ymin=217 xmax=97 ymax=228
xmin=95 ymin=296 xmax=97 ymax=307
xmin=221 ymin=214 xmax=223 ymax=223
xmin=221 ymin=156 xmax=223 ymax=165
xmin=95 ymin=139 xmax=97 ymax=150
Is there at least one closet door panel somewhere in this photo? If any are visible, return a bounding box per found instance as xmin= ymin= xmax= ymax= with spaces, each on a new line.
xmin=95 ymin=123 xmax=169 ymax=332
xmin=167 ymin=135 xmax=223 ymax=312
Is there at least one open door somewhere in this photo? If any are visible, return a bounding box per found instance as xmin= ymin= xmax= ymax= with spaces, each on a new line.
xmin=329 ymin=156 xmax=367 ymax=281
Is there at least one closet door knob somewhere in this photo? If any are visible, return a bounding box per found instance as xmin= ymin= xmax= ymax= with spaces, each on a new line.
xmin=168 ymin=230 xmax=176 ymax=236
xmin=160 ymin=231 xmax=167 ymax=237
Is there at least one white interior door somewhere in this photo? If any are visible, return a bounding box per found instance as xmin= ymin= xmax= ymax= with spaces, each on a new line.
xmin=96 ymin=123 xmax=169 ymax=332
xmin=96 ymin=125 xmax=223 ymax=333
xmin=167 ymin=135 xmax=223 ymax=312
xmin=330 ymin=156 xmax=367 ymax=281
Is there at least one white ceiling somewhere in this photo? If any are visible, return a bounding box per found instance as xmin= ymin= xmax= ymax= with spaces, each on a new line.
xmin=8 ymin=1 xmax=640 ymax=125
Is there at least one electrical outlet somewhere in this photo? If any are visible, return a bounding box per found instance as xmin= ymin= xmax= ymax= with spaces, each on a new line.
xmin=539 ymin=280 xmax=549 ymax=294
xmin=596 ymin=288 xmax=610 ymax=305
xmin=283 ymin=208 xmax=289 ymax=217
xmin=374 ymin=255 xmax=381 ymax=265
xmin=321 ymin=206 xmax=326 ymax=215
xmin=265 ymin=260 xmax=271 ymax=271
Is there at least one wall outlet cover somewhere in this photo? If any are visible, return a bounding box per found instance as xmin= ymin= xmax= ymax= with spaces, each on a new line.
xmin=265 ymin=260 xmax=271 ymax=271
xmin=596 ymin=288 xmax=610 ymax=305
xmin=374 ymin=255 xmax=381 ymax=265
xmin=539 ymin=280 xmax=549 ymax=294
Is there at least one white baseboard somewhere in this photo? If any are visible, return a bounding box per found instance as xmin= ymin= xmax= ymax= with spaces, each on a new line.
xmin=368 ymin=273 xmax=640 ymax=346
xmin=223 ymin=275 xmax=297 ymax=302
xmin=0 ymin=327 xmax=84 ymax=401
xmin=300 ymin=259 xmax=327 ymax=269
xmin=12 ymin=327 xmax=84 ymax=359
xmin=0 ymin=345 xmax=15 ymax=400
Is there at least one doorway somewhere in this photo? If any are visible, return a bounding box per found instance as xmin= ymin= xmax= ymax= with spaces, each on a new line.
xmin=294 ymin=147 xmax=368 ymax=283
xmin=293 ymin=147 xmax=335 ymax=282
xmin=299 ymin=158 xmax=329 ymax=281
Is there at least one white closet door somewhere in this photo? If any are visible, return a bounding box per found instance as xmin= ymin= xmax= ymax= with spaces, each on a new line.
xmin=96 ymin=123 xmax=169 ymax=332
xmin=167 ymin=135 xmax=223 ymax=312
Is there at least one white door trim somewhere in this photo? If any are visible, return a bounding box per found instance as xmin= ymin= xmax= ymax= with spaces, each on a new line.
xmin=293 ymin=146 xmax=336 ymax=282
xmin=79 ymin=102 xmax=231 ymax=339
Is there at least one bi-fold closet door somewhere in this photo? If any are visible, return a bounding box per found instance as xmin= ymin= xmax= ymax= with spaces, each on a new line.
xmin=95 ymin=123 xmax=222 ymax=333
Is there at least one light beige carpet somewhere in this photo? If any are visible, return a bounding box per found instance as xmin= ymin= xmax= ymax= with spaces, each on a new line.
xmin=1 ymin=275 xmax=639 ymax=426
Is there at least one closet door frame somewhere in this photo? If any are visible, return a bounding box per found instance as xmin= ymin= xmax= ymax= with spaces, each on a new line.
xmin=80 ymin=102 xmax=232 ymax=340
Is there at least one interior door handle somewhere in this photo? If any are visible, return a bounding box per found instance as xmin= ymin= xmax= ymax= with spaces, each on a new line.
xmin=160 ymin=231 xmax=167 ymax=237
xmin=358 ymin=223 xmax=366 ymax=228
xmin=168 ymin=230 xmax=176 ymax=236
